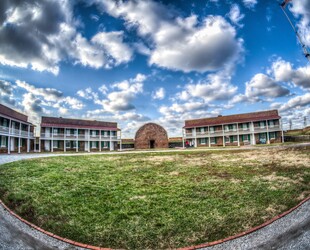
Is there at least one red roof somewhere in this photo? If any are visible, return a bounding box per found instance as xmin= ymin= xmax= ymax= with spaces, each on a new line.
xmin=41 ymin=116 xmax=119 ymax=130
xmin=184 ymin=110 xmax=281 ymax=128
xmin=0 ymin=103 xmax=34 ymax=125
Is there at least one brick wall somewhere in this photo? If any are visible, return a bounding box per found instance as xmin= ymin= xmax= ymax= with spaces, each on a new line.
xmin=135 ymin=123 xmax=169 ymax=149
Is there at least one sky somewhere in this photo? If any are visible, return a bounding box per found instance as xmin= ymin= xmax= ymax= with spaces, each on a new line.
xmin=0 ymin=0 xmax=309 ymax=138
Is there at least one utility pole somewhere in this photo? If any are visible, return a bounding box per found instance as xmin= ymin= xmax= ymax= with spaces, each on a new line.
xmin=280 ymin=1 xmax=310 ymax=62
xmin=304 ymin=116 xmax=307 ymax=128
xmin=289 ymin=119 xmax=292 ymax=130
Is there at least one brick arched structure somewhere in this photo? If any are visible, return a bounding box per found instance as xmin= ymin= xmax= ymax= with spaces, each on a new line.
xmin=135 ymin=123 xmax=169 ymax=149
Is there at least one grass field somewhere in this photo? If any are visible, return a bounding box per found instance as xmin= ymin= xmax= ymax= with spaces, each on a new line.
xmin=0 ymin=146 xmax=309 ymax=249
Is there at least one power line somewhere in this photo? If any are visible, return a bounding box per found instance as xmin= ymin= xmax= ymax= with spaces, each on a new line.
xmin=280 ymin=3 xmax=310 ymax=62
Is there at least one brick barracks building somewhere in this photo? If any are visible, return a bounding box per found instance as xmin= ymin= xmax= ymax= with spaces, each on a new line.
xmin=39 ymin=116 xmax=121 ymax=152
xmin=183 ymin=110 xmax=283 ymax=148
xmin=0 ymin=104 xmax=35 ymax=154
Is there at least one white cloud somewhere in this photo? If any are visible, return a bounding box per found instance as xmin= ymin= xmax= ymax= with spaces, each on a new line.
xmin=98 ymin=0 xmax=243 ymax=73
xmin=0 ymin=80 xmax=16 ymax=105
xmin=175 ymin=70 xmax=237 ymax=103
xmin=92 ymin=31 xmax=133 ymax=66
xmin=153 ymin=87 xmax=165 ymax=100
xmin=245 ymin=73 xmax=290 ymax=99
xmin=95 ymin=74 xmax=146 ymax=112
xmin=77 ymin=87 xmax=99 ymax=100
xmin=228 ymin=4 xmax=245 ymax=27
xmin=0 ymin=1 xmax=133 ymax=74
xmin=242 ymin=0 xmax=258 ymax=9
xmin=271 ymin=59 xmax=310 ymax=89
xmin=275 ymin=93 xmax=310 ymax=112
xmin=15 ymin=80 xmax=84 ymax=114
xmin=16 ymin=80 xmax=63 ymax=101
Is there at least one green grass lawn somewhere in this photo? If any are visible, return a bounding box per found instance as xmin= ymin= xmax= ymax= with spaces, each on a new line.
xmin=0 ymin=146 xmax=310 ymax=249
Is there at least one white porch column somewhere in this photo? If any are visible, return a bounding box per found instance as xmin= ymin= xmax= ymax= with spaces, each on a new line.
xmin=266 ymin=120 xmax=270 ymax=144
xmin=88 ymin=129 xmax=90 ymax=152
xmin=280 ymin=119 xmax=284 ymax=143
xmin=39 ymin=138 xmax=41 ymax=153
xmin=251 ymin=122 xmax=256 ymax=145
xmin=76 ymin=129 xmax=78 ymax=153
xmin=109 ymin=130 xmax=112 ymax=151
xmin=64 ymin=128 xmax=66 ymax=152
xmin=18 ymin=123 xmax=21 ymax=154
xmin=222 ymin=124 xmax=225 ymax=147
xmin=208 ymin=126 xmax=211 ymax=147
xmin=194 ymin=127 xmax=197 ymax=148
xmin=99 ymin=130 xmax=102 ymax=152
xmin=182 ymin=128 xmax=185 ymax=148
xmin=119 ymin=130 xmax=122 ymax=151
xmin=8 ymin=119 xmax=11 ymax=154
xmin=236 ymin=123 xmax=240 ymax=147
xmin=27 ymin=125 xmax=30 ymax=153
xmin=51 ymin=127 xmax=54 ymax=152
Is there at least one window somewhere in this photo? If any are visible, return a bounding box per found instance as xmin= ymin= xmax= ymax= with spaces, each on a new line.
xmin=53 ymin=128 xmax=58 ymax=135
xmin=200 ymin=138 xmax=206 ymax=144
xmin=210 ymin=137 xmax=216 ymax=144
xmin=66 ymin=141 xmax=71 ymax=148
xmin=91 ymin=141 xmax=97 ymax=148
xmin=53 ymin=140 xmax=58 ymax=148
xmin=242 ymin=123 xmax=248 ymax=130
xmin=225 ymin=136 xmax=230 ymax=143
xmin=210 ymin=127 xmax=215 ymax=133
xmin=1 ymin=136 xmax=7 ymax=147
xmin=270 ymin=132 xmax=276 ymax=139
xmin=269 ymin=120 xmax=274 ymax=128
xmin=3 ymin=119 xmax=8 ymax=127
xmin=73 ymin=141 xmax=77 ymax=148
xmin=260 ymin=121 xmax=265 ymax=128
xmin=200 ymin=127 xmax=205 ymax=133
xmin=66 ymin=129 xmax=71 ymax=136
xmin=74 ymin=129 xmax=78 ymax=136
xmin=242 ymin=134 xmax=250 ymax=142
xmin=225 ymin=125 xmax=229 ymax=131
xmin=233 ymin=135 xmax=238 ymax=142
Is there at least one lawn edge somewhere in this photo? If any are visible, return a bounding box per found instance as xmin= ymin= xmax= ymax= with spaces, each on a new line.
xmin=0 ymin=195 xmax=309 ymax=250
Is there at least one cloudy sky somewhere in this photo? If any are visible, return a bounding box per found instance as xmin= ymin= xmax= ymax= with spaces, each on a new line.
xmin=0 ymin=0 xmax=309 ymax=137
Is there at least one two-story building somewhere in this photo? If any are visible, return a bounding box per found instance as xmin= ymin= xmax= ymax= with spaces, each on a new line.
xmin=40 ymin=117 xmax=121 ymax=152
xmin=0 ymin=104 xmax=35 ymax=154
xmin=183 ymin=110 xmax=283 ymax=147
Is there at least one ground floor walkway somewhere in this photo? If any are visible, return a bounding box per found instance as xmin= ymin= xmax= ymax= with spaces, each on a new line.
xmin=0 ymin=143 xmax=309 ymax=249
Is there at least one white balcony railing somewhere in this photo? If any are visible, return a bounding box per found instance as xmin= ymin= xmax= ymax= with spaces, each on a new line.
xmin=0 ymin=125 xmax=9 ymax=134
xmin=0 ymin=126 xmax=34 ymax=138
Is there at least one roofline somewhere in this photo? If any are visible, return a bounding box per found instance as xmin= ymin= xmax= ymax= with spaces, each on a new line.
xmin=0 ymin=113 xmax=35 ymax=126
xmin=41 ymin=123 xmax=120 ymax=131
xmin=183 ymin=116 xmax=281 ymax=128
xmin=184 ymin=110 xmax=280 ymax=123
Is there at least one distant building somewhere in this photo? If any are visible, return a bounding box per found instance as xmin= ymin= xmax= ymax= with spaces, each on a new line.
xmin=40 ymin=116 xmax=121 ymax=152
xmin=118 ymin=139 xmax=135 ymax=150
xmin=0 ymin=104 xmax=35 ymax=154
xmin=183 ymin=110 xmax=283 ymax=147
xmin=168 ymin=137 xmax=183 ymax=148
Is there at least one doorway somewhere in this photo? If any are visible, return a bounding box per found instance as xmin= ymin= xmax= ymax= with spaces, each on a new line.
xmin=150 ymin=140 xmax=155 ymax=149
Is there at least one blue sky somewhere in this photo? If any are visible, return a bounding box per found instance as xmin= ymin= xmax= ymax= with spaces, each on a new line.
xmin=0 ymin=0 xmax=309 ymax=137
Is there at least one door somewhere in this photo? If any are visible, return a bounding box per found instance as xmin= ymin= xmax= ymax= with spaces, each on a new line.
xmin=150 ymin=140 xmax=155 ymax=149
xmin=44 ymin=140 xmax=50 ymax=151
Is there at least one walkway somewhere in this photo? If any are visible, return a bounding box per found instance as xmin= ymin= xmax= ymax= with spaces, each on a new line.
xmin=0 ymin=144 xmax=309 ymax=249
